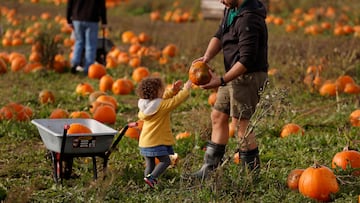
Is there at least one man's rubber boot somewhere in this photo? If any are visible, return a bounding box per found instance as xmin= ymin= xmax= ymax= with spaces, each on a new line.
xmin=192 ymin=141 xmax=226 ymax=180
xmin=239 ymin=147 xmax=260 ymax=175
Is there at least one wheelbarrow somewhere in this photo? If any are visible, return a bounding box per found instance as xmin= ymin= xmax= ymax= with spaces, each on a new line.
xmin=31 ymin=118 xmax=136 ymax=183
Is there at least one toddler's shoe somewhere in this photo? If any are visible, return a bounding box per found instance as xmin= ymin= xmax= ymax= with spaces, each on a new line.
xmin=144 ymin=174 xmax=158 ymax=188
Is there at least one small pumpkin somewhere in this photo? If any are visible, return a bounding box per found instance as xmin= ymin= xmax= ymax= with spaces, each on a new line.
xmin=280 ymin=123 xmax=304 ymax=138
xmin=331 ymin=148 xmax=360 ymax=175
xmin=189 ymin=61 xmax=212 ymax=85
xmin=67 ymin=123 xmax=92 ymax=134
xmin=99 ymin=75 xmax=114 ymax=92
xmin=38 ymin=89 xmax=55 ymax=104
xmin=349 ymin=109 xmax=360 ymax=127
xmin=162 ymin=44 xmax=177 ymax=57
xmin=75 ymin=82 xmax=94 ymax=96
xmin=96 ymin=95 xmax=118 ymax=110
xmin=88 ymin=63 xmax=106 ymax=79
xmin=335 ymin=75 xmax=354 ymax=92
xmin=125 ymin=126 xmax=141 ymax=140
xmin=175 ymin=131 xmax=190 ymax=140
xmin=287 ymin=169 xmax=305 ymax=190
xmin=233 ymin=152 xmax=241 ymax=164
xmin=298 ymin=163 xmax=339 ymax=202
xmin=49 ymin=108 xmax=69 ymax=119
xmin=69 ymin=111 xmax=91 ymax=119
xmin=112 ymin=78 xmax=134 ymax=95
xmin=88 ymin=91 xmax=107 ymax=104
xmin=132 ymin=66 xmax=150 ymax=83
xmin=93 ymin=105 xmax=116 ymax=124
xmin=319 ymin=82 xmax=337 ymax=96
xmin=208 ymin=92 xmax=217 ymax=106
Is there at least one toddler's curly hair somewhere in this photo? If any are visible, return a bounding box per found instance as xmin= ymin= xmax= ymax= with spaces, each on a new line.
xmin=136 ymin=77 xmax=165 ymax=100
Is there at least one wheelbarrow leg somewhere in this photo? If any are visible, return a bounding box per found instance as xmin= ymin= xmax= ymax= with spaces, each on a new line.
xmin=63 ymin=156 xmax=73 ymax=179
xmin=92 ymin=156 xmax=97 ymax=180
xmin=50 ymin=151 xmax=59 ymax=183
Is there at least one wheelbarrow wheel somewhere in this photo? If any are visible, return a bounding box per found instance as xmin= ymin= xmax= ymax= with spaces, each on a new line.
xmin=49 ymin=151 xmax=60 ymax=182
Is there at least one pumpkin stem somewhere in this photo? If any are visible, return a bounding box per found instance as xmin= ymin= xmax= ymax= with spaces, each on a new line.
xmin=312 ymin=161 xmax=321 ymax=168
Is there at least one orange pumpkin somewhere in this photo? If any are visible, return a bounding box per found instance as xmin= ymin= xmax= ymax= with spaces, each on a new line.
xmin=335 ymin=75 xmax=354 ymax=92
xmin=175 ymin=131 xmax=190 ymax=140
xmin=349 ymin=109 xmax=360 ymax=127
xmin=49 ymin=108 xmax=69 ymax=119
xmin=93 ymin=105 xmax=116 ymax=124
xmin=10 ymin=55 xmax=27 ymax=72
xmin=112 ymin=78 xmax=134 ymax=95
xmin=95 ymin=95 xmax=118 ymax=110
xmin=121 ymin=30 xmax=136 ymax=44
xmin=132 ymin=66 xmax=150 ymax=83
xmin=88 ymin=91 xmax=107 ymax=104
xmin=1 ymin=102 xmax=33 ymax=121
xmin=208 ymin=92 xmax=217 ymax=106
xmin=125 ymin=126 xmax=141 ymax=140
xmin=287 ymin=169 xmax=305 ymax=190
xmin=149 ymin=10 xmax=161 ymax=21
xmin=38 ymin=89 xmax=55 ymax=104
xmin=319 ymin=82 xmax=337 ymax=96
xmin=229 ymin=122 xmax=236 ymax=137
xmin=89 ymin=100 xmax=115 ymax=114
xmin=343 ymin=83 xmax=360 ymax=94
xmin=75 ymin=82 xmax=94 ymax=96
xmin=162 ymin=44 xmax=177 ymax=57
xmin=88 ymin=63 xmax=106 ymax=79
xmin=189 ymin=61 xmax=212 ymax=85
xmin=0 ymin=58 xmax=7 ymax=74
xmin=99 ymin=75 xmax=114 ymax=92
xmin=280 ymin=123 xmax=304 ymax=138
xmin=67 ymin=123 xmax=92 ymax=134
xmin=233 ymin=152 xmax=241 ymax=164
xmin=332 ymin=149 xmax=360 ymax=174
xmin=0 ymin=106 xmax=13 ymax=120
xmin=298 ymin=164 xmax=339 ymax=202
xmin=69 ymin=111 xmax=91 ymax=119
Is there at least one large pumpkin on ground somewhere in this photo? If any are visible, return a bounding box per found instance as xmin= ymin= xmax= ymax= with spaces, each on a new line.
xmin=189 ymin=61 xmax=212 ymax=85
xmin=298 ymin=164 xmax=339 ymax=202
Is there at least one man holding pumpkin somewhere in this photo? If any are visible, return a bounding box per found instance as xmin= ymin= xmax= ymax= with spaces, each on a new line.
xmin=191 ymin=0 xmax=269 ymax=179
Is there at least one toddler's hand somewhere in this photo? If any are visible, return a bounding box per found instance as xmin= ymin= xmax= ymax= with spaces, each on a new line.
xmin=183 ymin=80 xmax=192 ymax=90
xmin=172 ymin=80 xmax=183 ymax=94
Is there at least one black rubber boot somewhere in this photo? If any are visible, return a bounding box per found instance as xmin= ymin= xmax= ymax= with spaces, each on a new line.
xmin=192 ymin=141 xmax=226 ymax=180
xmin=239 ymin=147 xmax=260 ymax=173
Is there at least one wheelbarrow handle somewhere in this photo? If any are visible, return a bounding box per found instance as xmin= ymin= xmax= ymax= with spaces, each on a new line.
xmin=105 ymin=122 xmax=138 ymax=157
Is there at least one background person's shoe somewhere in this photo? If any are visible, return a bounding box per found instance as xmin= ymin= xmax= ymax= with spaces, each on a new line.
xmin=70 ymin=65 xmax=84 ymax=74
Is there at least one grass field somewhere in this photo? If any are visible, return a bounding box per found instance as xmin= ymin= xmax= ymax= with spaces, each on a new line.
xmin=0 ymin=0 xmax=360 ymax=202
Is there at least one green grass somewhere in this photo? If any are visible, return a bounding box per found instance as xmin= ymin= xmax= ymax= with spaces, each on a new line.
xmin=1 ymin=0 xmax=360 ymax=202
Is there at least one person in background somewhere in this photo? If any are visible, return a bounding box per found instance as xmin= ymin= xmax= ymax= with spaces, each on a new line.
xmin=191 ymin=0 xmax=269 ymax=180
xmin=136 ymin=77 xmax=192 ymax=188
xmin=66 ymin=0 xmax=107 ymax=75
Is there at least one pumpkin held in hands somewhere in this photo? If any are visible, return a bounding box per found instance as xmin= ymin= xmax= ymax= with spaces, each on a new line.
xmin=189 ymin=61 xmax=211 ymax=85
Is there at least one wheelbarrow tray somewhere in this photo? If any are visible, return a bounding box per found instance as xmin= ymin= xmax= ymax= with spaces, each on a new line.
xmin=31 ymin=119 xmax=118 ymax=154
